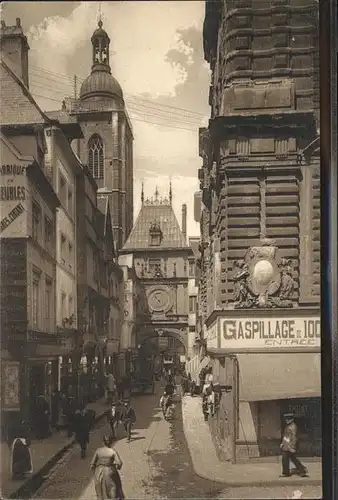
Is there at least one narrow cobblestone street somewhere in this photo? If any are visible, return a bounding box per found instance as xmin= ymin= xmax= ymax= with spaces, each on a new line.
xmin=31 ymin=386 xmax=321 ymax=499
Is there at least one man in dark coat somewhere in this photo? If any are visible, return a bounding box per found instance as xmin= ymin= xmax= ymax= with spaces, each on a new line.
xmin=121 ymin=400 xmax=136 ymax=443
xmin=73 ymin=403 xmax=92 ymax=458
xmin=117 ymin=378 xmax=124 ymax=401
xmin=35 ymin=395 xmax=51 ymax=438
xmin=280 ymin=412 xmax=308 ymax=477
xmin=51 ymin=389 xmax=60 ymax=429
xmin=106 ymin=401 xmax=122 ymax=439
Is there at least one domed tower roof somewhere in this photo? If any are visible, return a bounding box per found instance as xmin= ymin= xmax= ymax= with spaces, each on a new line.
xmin=80 ymin=20 xmax=123 ymax=102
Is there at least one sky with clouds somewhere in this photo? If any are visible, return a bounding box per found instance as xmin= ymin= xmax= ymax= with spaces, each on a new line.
xmin=3 ymin=0 xmax=210 ymax=237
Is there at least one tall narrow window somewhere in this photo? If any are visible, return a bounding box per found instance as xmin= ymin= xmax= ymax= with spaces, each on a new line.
xmin=189 ymin=296 xmax=196 ymax=313
xmin=32 ymin=202 xmax=41 ymax=242
xmin=88 ymin=134 xmax=104 ymax=179
xmin=61 ymin=292 xmax=66 ymax=319
xmin=32 ymin=269 xmax=41 ymax=328
xmin=45 ymin=277 xmax=52 ymax=332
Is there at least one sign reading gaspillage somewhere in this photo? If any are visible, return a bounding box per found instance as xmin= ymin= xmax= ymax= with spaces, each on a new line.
xmin=221 ymin=317 xmax=320 ymax=348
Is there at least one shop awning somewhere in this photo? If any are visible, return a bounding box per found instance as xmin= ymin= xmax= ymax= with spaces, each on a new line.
xmin=237 ymin=353 xmax=321 ymax=402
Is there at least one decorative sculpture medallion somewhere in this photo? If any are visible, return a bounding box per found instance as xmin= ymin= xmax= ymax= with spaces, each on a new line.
xmin=233 ymin=241 xmax=296 ymax=309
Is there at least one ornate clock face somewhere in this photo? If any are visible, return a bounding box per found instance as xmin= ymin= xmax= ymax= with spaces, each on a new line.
xmin=148 ymin=289 xmax=170 ymax=312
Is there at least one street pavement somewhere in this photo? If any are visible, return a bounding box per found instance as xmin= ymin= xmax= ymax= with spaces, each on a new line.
xmin=0 ymin=398 xmax=108 ymax=499
xmin=182 ymin=395 xmax=322 ymax=488
xmin=29 ymin=383 xmax=321 ymax=499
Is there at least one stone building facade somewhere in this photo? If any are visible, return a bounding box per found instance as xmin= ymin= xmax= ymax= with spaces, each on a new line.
xmin=0 ymin=19 xmax=65 ymax=435
xmin=75 ymin=165 xmax=123 ymax=402
xmin=0 ymin=19 xmax=125 ymax=433
xmin=119 ymin=186 xmax=194 ymax=375
xmin=199 ymin=0 xmax=320 ymax=461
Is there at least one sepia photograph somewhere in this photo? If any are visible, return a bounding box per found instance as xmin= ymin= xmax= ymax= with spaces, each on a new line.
xmin=0 ymin=1 xmax=329 ymax=499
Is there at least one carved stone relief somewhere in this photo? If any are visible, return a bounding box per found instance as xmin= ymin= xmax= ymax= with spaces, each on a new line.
xmin=232 ymin=241 xmax=296 ymax=309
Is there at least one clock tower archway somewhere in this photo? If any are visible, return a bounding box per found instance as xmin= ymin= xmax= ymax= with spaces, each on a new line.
xmin=137 ymin=327 xmax=188 ymax=353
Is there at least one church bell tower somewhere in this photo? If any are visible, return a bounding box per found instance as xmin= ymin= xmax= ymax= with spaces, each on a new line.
xmin=68 ymin=19 xmax=134 ymax=251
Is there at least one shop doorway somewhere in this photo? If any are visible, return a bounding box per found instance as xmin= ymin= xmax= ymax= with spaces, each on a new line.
xmin=280 ymin=398 xmax=321 ymax=456
xmin=29 ymin=364 xmax=46 ymax=425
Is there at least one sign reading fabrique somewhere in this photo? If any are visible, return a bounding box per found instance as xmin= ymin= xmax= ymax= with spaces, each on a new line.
xmin=221 ymin=317 xmax=320 ymax=349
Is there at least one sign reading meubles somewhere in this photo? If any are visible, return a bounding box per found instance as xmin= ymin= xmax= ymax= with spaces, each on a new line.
xmin=0 ymin=164 xmax=27 ymax=236
xmin=221 ymin=317 xmax=320 ymax=348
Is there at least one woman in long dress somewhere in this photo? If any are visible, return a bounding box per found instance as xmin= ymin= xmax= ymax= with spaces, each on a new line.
xmin=10 ymin=419 xmax=33 ymax=479
xmin=90 ymin=434 xmax=124 ymax=500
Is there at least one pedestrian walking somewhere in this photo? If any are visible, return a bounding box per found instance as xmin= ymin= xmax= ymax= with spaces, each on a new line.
xmin=51 ymin=388 xmax=60 ymax=429
xmin=107 ymin=401 xmax=122 ymax=439
xmin=116 ymin=378 xmax=124 ymax=401
xmin=65 ymin=394 xmax=77 ymax=437
xmin=35 ymin=395 xmax=51 ymax=439
xmin=280 ymin=412 xmax=308 ymax=478
xmin=121 ymin=400 xmax=136 ymax=443
xmin=74 ymin=402 xmax=92 ymax=458
xmin=90 ymin=434 xmax=124 ymax=499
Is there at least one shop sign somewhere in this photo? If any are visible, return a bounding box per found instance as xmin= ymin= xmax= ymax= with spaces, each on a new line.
xmin=0 ymin=164 xmax=27 ymax=237
xmin=221 ymin=316 xmax=320 ymax=349
xmin=1 ymin=361 xmax=20 ymax=411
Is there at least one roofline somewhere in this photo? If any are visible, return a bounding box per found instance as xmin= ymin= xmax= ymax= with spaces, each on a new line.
xmin=26 ymin=161 xmax=60 ymax=209
xmin=82 ymin=164 xmax=99 ymax=192
xmin=123 ymin=108 xmax=134 ymax=139
xmin=119 ymin=246 xmax=194 ymax=254
xmin=46 ymin=114 xmax=84 ymax=140
xmin=0 ymin=123 xmax=48 ymax=134
xmin=1 ymin=57 xmax=52 ymax=125
xmin=0 ymin=132 xmax=35 ymax=162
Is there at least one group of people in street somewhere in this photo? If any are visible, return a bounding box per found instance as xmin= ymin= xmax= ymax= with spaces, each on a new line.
xmin=106 ymin=400 xmax=136 ymax=443
xmin=90 ymin=397 xmax=137 ymax=499
xmin=106 ymin=373 xmax=135 ymax=403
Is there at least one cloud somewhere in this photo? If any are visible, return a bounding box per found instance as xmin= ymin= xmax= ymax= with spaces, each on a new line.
xmin=22 ymin=1 xmax=206 ymax=237
xmin=27 ymin=1 xmax=205 ymax=98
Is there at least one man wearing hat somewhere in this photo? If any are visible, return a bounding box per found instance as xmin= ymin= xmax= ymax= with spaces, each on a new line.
xmin=280 ymin=412 xmax=308 ymax=478
xmin=121 ymin=399 xmax=136 ymax=443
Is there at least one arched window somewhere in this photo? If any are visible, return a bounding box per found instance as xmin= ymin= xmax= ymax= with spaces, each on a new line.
xmin=88 ymin=134 xmax=104 ymax=179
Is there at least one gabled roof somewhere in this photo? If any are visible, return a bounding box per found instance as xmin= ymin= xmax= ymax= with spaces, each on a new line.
xmin=0 ymin=132 xmax=35 ymax=163
xmin=123 ymin=197 xmax=187 ymax=250
xmin=0 ymin=53 xmax=51 ymax=126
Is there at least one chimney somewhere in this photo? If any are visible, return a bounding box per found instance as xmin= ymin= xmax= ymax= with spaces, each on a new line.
xmin=0 ymin=17 xmax=30 ymax=88
xmin=194 ymin=191 xmax=202 ymax=223
xmin=182 ymin=204 xmax=187 ymax=243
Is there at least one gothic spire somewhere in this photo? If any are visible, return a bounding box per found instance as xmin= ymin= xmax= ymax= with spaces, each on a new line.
xmin=154 ymin=186 xmax=159 ymax=201
xmin=141 ymin=182 xmax=144 ymax=204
